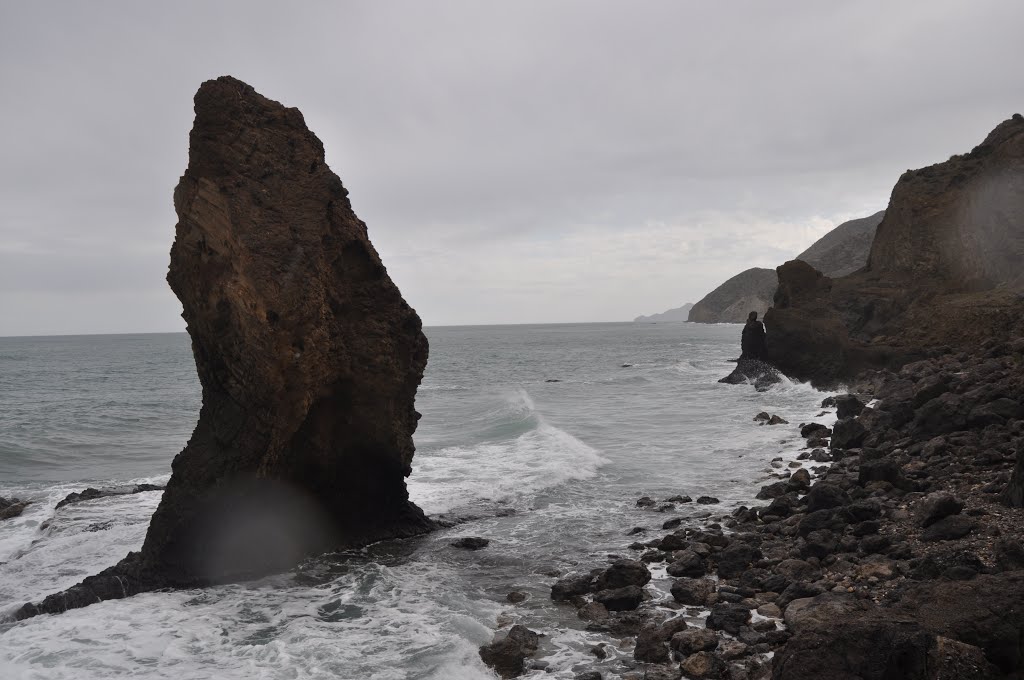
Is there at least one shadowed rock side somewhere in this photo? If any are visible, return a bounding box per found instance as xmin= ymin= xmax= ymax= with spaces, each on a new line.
xmin=16 ymin=76 xmax=432 ymax=620
xmin=766 ymin=115 xmax=1024 ymax=387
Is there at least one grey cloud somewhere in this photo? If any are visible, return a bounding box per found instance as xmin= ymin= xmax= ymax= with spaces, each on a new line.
xmin=2 ymin=1 xmax=1023 ymax=334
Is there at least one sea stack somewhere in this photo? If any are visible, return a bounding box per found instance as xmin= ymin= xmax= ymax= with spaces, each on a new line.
xmin=16 ymin=76 xmax=432 ymax=618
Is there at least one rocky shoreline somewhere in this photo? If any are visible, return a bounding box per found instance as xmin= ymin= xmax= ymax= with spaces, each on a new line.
xmin=479 ymin=342 xmax=1024 ymax=679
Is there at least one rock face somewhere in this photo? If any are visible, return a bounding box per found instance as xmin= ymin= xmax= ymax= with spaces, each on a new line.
xmin=688 ymin=267 xmax=777 ymax=323
xmin=633 ymin=302 xmax=694 ymax=323
xmin=16 ymin=76 xmax=432 ymax=618
xmin=766 ymin=115 xmax=1024 ymax=386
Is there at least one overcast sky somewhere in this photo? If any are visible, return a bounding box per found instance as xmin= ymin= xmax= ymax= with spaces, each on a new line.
xmin=2 ymin=1 xmax=1022 ymax=335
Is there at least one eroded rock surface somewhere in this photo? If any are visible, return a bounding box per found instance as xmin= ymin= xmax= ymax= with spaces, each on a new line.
xmin=16 ymin=76 xmax=431 ymax=619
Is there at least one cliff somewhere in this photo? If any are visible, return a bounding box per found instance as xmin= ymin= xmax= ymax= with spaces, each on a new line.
xmin=688 ymin=268 xmax=777 ymax=323
xmin=766 ymin=114 xmax=1024 ymax=386
xmin=16 ymin=76 xmax=433 ymax=618
xmin=634 ymin=303 xmax=694 ymax=323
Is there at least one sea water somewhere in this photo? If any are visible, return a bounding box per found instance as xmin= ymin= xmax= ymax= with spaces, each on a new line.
xmin=0 ymin=323 xmax=835 ymax=679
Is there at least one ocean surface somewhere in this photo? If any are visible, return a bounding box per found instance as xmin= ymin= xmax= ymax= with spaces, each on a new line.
xmin=0 ymin=323 xmax=835 ymax=679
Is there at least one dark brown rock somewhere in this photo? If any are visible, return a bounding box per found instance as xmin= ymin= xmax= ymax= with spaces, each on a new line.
xmin=16 ymin=76 xmax=432 ymax=619
xmin=0 ymin=496 xmax=30 ymax=520
xmin=765 ymin=115 xmax=1024 ymax=387
xmin=479 ymin=624 xmax=539 ymax=678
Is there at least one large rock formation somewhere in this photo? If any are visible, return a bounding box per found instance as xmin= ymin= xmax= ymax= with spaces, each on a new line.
xmin=766 ymin=115 xmax=1024 ymax=386
xmin=688 ymin=268 xmax=778 ymax=323
xmin=688 ymin=212 xmax=884 ymax=324
xmin=16 ymin=76 xmax=432 ymax=619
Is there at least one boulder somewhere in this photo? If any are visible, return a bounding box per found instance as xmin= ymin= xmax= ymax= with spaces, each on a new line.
xmin=451 ymin=537 xmax=489 ymax=550
xmin=914 ymin=493 xmax=964 ymax=528
xmin=17 ymin=76 xmax=435 ymax=619
xmin=596 ymin=559 xmax=651 ymax=590
xmin=706 ymin=603 xmax=752 ymax=635
xmin=716 ymin=543 xmax=762 ymax=579
xmin=671 ymin=577 xmax=717 ymax=606
xmin=479 ymin=624 xmax=540 ymax=678
xmin=804 ymin=483 xmax=850 ymax=512
xmin=680 ymin=651 xmax=728 ymax=678
xmin=834 ymin=394 xmax=866 ymax=419
xmin=667 ymin=550 xmax=707 ymax=577
xmin=552 ymin=573 xmax=595 ymax=601
xmin=671 ymin=628 xmax=720 ymax=656
xmin=830 ymin=418 xmax=867 ymax=450
xmin=921 ymin=515 xmax=976 ymax=542
xmin=0 ymin=496 xmax=29 ymax=520
xmin=593 ymin=585 xmax=644 ymax=611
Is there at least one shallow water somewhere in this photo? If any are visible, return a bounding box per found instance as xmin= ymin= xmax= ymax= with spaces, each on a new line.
xmin=0 ymin=324 xmax=834 ymax=678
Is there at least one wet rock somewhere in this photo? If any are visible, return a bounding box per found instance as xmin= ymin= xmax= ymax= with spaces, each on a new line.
xmin=593 ymin=585 xmax=644 ymax=611
xmin=859 ymin=460 xmax=912 ymax=490
xmin=830 ymin=417 xmax=867 ymax=450
xmin=833 ymin=394 xmax=865 ymax=419
xmin=596 ymin=560 xmax=651 ymax=590
xmin=552 ymin=573 xmax=595 ymax=601
xmin=783 ymin=593 xmax=870 ymax=633
xmin=680 ymin=650 xmax=728 ymax=678
xmin=756 ymin=482 xmax=789 ymax=500
xmin=577 ymin=601 xmax=610 ymax=622
xmin=671 ymin=628 xmax=720 ymax=656
xmin=451 ymin=537 xmax=489 ymax=550
xmin=667 ymin=550 xmax=707 ymax=577
xmin=716 ymin=543 xmax=763 ymax=579
xmin=671 ymin=577 xmax=717 ymax=606
xmin=800 ymin=422 xmax=830 ymax=438
xmin=803 ymin=483 xmax=850 ymax=512
xmin=634 ymin=616 xmax=691 ymax=663
xmin=506 ymin=591 xmax=527 ymax=604
xmin=696 ymin=496 xmax=721 ymax=505
xmin=914 ymin=493 xmax=964 ymax=528
xmin=773 ymin=559 xmax=818 ymax=583
xmin=662 ymin=517 xmax=683 ymax=530
xmin=637 ymin=496 xmax=657 ymax=508
xmin=777 ymin=582 xmax=825 ymax=609
xmin=642 ymin=666 xmax=683 ymax=680
xmin=479 ymin=624 xmax=539 ymax=678
xmin=575 ymin=672 xmax=603 ymax=680
xmin=788 ymin=468 xmax=811 ymax=491
xmin=706 ymin=603 xmax=752 ymax=635
xmin=754 ymin=412 xmax=771 ymax=422
xmin=767 ymin=415 xmax=789 ymax=425
xmin=54 ymin=485 xmax=166 ymax=510
xmin=0 ymin=496 xmax=30 ymax=520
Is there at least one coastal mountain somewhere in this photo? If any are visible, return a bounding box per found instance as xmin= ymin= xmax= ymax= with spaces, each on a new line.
xmin=795 ymin=210 xmax=886 ymax=277
xmin=633 ymin=302 xmax=694 ymax=322
xmin=766 ymin=114 xmax=1024 ymax=386
xmin=686 ymin=212 xmax=884 ymax=323
xmin=687 ymin=268 xmax=778 ymax=323
xmin=17 ymin=76 xmax=432 ymax=618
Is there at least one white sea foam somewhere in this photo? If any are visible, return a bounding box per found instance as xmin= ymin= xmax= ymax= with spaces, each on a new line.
xmin=409 ymin=390 xmax=607 ymax=515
